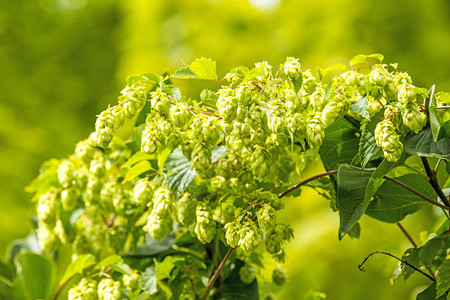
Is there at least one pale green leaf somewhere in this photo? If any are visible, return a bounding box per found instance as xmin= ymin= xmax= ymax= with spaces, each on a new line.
xmin=140 ymin=265 xmax=157 ymax=295
xmin=242 ymin=67 xmax=265 ymax=83
xmin=366 ymin=53 xmax=384 ymax=63
xmin=188 ymin=57 xmax=217 ymax=80
xmin=99 ymin=255 xmax=132 ymax=276
xmin=173 ymin=66 xmax=196 ymax=78
xmin=61 ymin=253 xmax=96 ymax=283
xmin=123 ymin=160 xmax=153 ymax=182
xmin=351 ymin=96 xmax=370 ymax=121
xmin=121 ymin=152 xmax=154 ymax=169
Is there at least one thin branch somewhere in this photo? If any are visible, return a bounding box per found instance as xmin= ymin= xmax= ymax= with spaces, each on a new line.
xmin=201 ymin=248 xmax=234 ymax=300
xmin=278 ymin=170 xmax=338 ymax=199
xmin=437 ymin=106 xmax=450 ymax=109
xmin=421 ymin=157 xmax=450 ymax=206
xmin=358 ymin=251 xmax=435 ymax=282
xmin=396 ymin=223 xmax=418 ymax=248
xmin=383 ymin=176 xmax=450 ymax=211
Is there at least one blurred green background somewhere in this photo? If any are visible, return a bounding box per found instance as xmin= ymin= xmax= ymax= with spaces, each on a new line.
xmin=1 ymin=0 xmax=450 ymax=299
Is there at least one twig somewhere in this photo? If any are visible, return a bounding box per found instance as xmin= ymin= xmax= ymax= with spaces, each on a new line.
xmin=383 ymin=176 xmax=450 ymax=211
xmin=421 ymin=157 xmax=450 ymax=206
xmin=201 ymin=248 xmax=234 ymax=300
xmin=278 ymin=170 xmax=338 ymax=199
xmin=358 ymin=251 xmax=435 ymax=282
xmin=396 ymin=223 xmax=417 ymax=248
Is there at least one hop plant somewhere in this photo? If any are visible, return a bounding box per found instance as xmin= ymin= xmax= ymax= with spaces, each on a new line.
xmin=238 ymin=221 xmax=261 ymax=253
xmin=224 ymin=221 xmax=241 ymax=248
xmin=250 ymin=146 xmax=272 ymax=181
xmin=133 ymin=178 xmax=154 ymax=207
xmin=97 ymin=278 xmax=121 ymax=300
xmin=68 ymin=278 xmax=98 ymax=300
xmin=191 ymin=142 xmax=212 ymax=174
xmin=239 ymin=264 xmax=256 ymax=284
xmin=144 ymin=187 xmax=173 ymax=240
xmin=306 ymin=112 xmax=325 ymax=148
xmin=402 ymin=102 xmax=427 ymax=134
xmin=265 ymin=230 xmax=282 ymax=254
xmin=283 ymin=57 xmax=302 ymax=79
xmin=141 ymin=123 xmax=161 ymax=154
xmin=272 ymin=266 xmax=287 ymax=286
xmin=321 ymin=92 xmax=351 ymax=127
xmin=177 ymin=192 xmax=197 ymax=226
xmin=256 ymin=204 xmax=276 ymax=232
xmin=374 ymin=119 xmax=404 ymax=162
xmin=58 ymin=159 xmax=76 ymax=188
xmin=194 ymin=203 xmax=216 ymax=244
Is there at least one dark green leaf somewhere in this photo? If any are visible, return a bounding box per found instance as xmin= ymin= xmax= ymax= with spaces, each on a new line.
xmin=14 ymin=252 xmax=56 ymax=300
xmin=419 ymin=236 xmax=446 ymax=267
xmin=132 ymin=233 xmax=174 ymax=257
xmin=351 ymin=96 xmax=370 ymax=121
xmin=404 ymin=127 xmax=450 ymax=159
xmin=99 ymin=255 xmax=132 ymax=276
xmin=292 ymin=75 xmax=303 ymax=93
xmin=416 ymin=283 xmax=443 ymax=300
xmin=123 ymin=160 xmax=153 ymax=182
xmin=429 ymin=85 xmax=440 ymax=142
xmin=359 ymin=111 xmax=384 ymax=167
xmin=401 ymin=248 xmax=420 ymax=280
xmin=304 ymin=291 xmax=328 ymax=300
xmin=140 ymin=264 xmax=157 ymax=295
xmin=337 ymin=164 xmax=375 ymax=239
xmin=155 ymin=256 xmax=184 ymax=280
xmin=319 ymin=117 xmax=360 ymax=171
xmin=366 ymin=174 xmax=434 ymax=223
xmin=0 ymin=259 xmax=14 ymax=285
xmin=447 ymin=162 xmax=450 ymax=175
xmin=438 ymin=120 xmax=450 ymax=140
xmin=347 ymin=222 xmax=361 ymax=239
xmin=363 ymin=158 xmax=396 ymax=210
xmin=61 ymin=254 xmax=96 ymax=283
xmin=437 ymin=259 xmax=450 ymax=297
xmin=214 ymin=260 xmax=258 ymax=300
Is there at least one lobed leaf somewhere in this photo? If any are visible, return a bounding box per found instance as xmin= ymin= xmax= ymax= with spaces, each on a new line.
xmin=61 ymin=253 xmax=96 ymax=283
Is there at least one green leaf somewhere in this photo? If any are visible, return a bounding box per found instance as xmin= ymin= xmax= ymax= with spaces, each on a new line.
xmin=121 ymin=152 xmax=154 ymax=169
xmin=317 ymin=63 xmax=346 ymax=80
xmin=214 ymin=260 xmax=259 ymax=300
xmin=132 ymin=233 xmax=174 ymax=257
xmin=162 ymin=84 xmax=182 ymax=101
xmin=7 ymin=232 xmax=41 ymax=263
xmin=61 ymin=253 xmax=96 ymax=283
xmin=429 ymin=85 xmax=440 ymax=142
xmin=337 ymin=164 xmax=375 ymax=239
xmin=350 ymin=54 xmax=367 ymax=66
xmin=404 ymin=127 xmax=450 ymax=159
xmin=189 ymin=57 xmax=217 ymax=80
xmin=140 ymin=264 xmax=157 ymax=295
xmin=123 ymin=160 xmax=153 ymax=182
xmin=164 ymin=147 xmax=227 ymax=196
xmin=292 ymin=75 xmax=303 ymax=93
xmin=401 ymin=248 xmax=421 ymax=280
xmin=419 ymin=236 xmax=446 ymax=267
xmin=416 ymin=283 xmax=447 ymax=300
xmin=99 ymin=255 xmax=132 ymax=276
xmin=366 ymin=53 xmax=384 ymax=64
xmin=437 ymin=259 xmax=450 ymax=297
xmin=14 ymin=252 xmax=57 ymax=300
xmin=319 ymin=117 xmax=360 ymax=171
xmin=447 ymin=162 xmax=450 ymax=175
xmin=173 ymin=66 xmax=196 ymax=78
xmin=0 ymin=259 xmax=14 ymax=286
xmin=347 ymin=222 xmax=361 ymax=239
xmin=174 ymin=58 xmax=217 ymax=80
xmin=351 ymin=96 xmax=370 ymax=121
xmin=126 ymin=72 xmax=161 ymax=87
xmin=359 ymin=111 xmax=384 ymax=167
xmin=438 ymin=120 xmax=450 ymax=140
xmin=25 ymin=159 xmax=60 ymax=197
xmin=366 ymin=174 xmax=434 ymax=223
xmin=155 ymin=256 xmax=184 ymax=280
xmin=304 ymin=291 xmax=328 ymax=300
xmin=200 ymin=89 xmax=219 ymax=109
xmin=242 ymin=67 xmax=265 ymax=83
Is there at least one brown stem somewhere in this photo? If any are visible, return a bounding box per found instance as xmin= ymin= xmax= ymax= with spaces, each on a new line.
xmin=201 ymin=248 xmax=234 ymax=300
xmin=396 ymin=223 xmax=418 ymax=248
xmin=383 ymin=176 xmax=450 ymax=210
xmin=358 ymin=251 xmax=435 ymax=282
xmin=420 ymin=157 xmax=450 ymax=206
xmin=277 ymin=170 xmax=338 ymax=199
xmin=437 ymin=106 xmax=450 ymax=109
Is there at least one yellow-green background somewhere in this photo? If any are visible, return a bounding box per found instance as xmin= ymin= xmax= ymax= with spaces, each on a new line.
xmin=1 ymin=0 xmax=449 ymax=299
